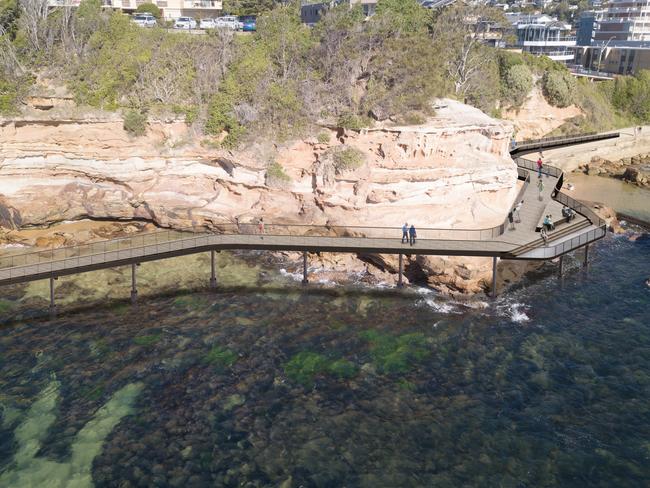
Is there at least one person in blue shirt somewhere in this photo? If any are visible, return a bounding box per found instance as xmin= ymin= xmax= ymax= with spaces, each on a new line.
xmin=402 ymin=222 xmax=409 ymax=243
xmin=409 ymin=224 xmax=417 ymax=245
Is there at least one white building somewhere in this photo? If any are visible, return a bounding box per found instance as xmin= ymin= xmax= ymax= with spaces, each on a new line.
xmin=507 ymin=13 xmax=577 ymax=63
xmin=593 ymin=0 xmax=650 ymax=42
xmin=47 ymin=0 xmax=223 ymax=20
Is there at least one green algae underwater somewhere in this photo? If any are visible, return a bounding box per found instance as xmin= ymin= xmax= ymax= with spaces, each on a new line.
xmin=0 ymin=233 xmax=649 ymax=488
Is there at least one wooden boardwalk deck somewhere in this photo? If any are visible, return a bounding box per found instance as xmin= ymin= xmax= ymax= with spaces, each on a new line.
xmin=0 ymin=133 xmax=614 ymax=290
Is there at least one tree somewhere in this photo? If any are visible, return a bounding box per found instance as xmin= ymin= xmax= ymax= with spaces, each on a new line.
xmin=0 ymin=0 xmax=20 ymax=39
xmin=542 ymin=69 xmax=576 ymax=108
xmin=18 ymin=0 xmax=49 ymax=52
xmin=431 ymin=3 xmax=501 ymax=97
xmin=136 ymin=3 xmax=161 ymax=19
xmin=503 ymin=64 xmax=533 ymax=107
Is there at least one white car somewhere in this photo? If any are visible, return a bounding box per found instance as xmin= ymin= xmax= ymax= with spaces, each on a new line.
xmin=174 ymin=17 xmax=197 ymax=29
xmin=215 ymin=16 xmax=242 ymax=30
xmin=133 ymin=13 xmax=156 ymax=28
xmin=199 ymin=18 xmax=217 ymax=29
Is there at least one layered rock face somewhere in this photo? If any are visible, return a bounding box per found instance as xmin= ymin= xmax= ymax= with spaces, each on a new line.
xmin=0 ymin=99 xmax=517 ymax=294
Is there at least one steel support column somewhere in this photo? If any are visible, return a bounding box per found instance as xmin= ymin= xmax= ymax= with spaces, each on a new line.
xmin=559 ymin=255 xmax=564 ymax=277
xmin=397 ymin=254 xmax=404 ymax=288
xmin=210 ymin=250 xmax=217 ymax=289
xmin=302 ymin=252 xmax=308 ymax=285
xmin=491 ymin=256 xmax=498 ymax=298
xmin=49 ymin=276 xmax=56 ymax=318
xmin=583 ymin=244 xmax=589 ymax=267
xmin=130 ymin=263 xmax=138 ymax=304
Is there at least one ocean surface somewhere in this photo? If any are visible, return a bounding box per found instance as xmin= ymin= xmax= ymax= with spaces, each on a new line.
xmin=0 ymin=230 xmax=649 ymax=487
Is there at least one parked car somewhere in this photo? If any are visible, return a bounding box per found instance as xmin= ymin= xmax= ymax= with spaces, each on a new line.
xmin=133 ymin=13 xmax=156 ymax=28
xmin=215 ymin=15 xmax=242 ymax=30
xmin=174 ymin=17 xmax=197 ymax=29
xmin=239 ymin=15 xmax=256 ymax=32
xmin=199 ymin=18 xmax=217 ymax=29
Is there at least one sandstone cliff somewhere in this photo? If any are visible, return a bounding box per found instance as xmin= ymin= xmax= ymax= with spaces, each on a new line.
xmin=0 ymin=99 xmax=518 ymax=294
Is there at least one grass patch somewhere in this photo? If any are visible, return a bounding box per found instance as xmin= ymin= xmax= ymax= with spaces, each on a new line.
xmin=331 ymin=147 xmax=365 ymax=172
xmin=123 ymin=109 xmax=147 ymax=136
xmin=360 ymin=330 xmax=430 ymax=374
xmin=204 ymin=345 xmax=238 ymax=370
xmin=133 ymin=333 xmax=162 ymax=347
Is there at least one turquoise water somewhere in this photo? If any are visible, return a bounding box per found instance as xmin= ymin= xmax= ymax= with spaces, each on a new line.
xmin=0 ymin=232 xmax=649 ymax=487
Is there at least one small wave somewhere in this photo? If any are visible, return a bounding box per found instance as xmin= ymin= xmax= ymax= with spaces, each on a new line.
xmin=279 ymin=268 xmax=303 ymax=282
xmin=508 ymin=303 xmax=530 ymax=323
xmin=414 ymin=286 xmax=435 ymax=295
xmin=423 ymin=298 xmax=459 ymax=314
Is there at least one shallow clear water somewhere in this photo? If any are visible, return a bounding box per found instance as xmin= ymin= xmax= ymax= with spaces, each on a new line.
xmin=566 ymin=173 xmax=650 ymax=221
xmin=0 ymin=232 xmax=649 ymax=487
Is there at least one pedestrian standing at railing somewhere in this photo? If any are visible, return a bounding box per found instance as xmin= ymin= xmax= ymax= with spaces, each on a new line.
xmin=508 ymin=209 xmax=515 ymax=230
xmin=537 ymin=157 xmax=543 ymax=178
xmin=409 ymin=224 xmax=417 ymax=246
xmin=258 ymin=217 xmax=265 ymax=235
xmin=514 ymin=200 xmax=523 ymax=223
xmin=537 ymin=178 xmax=544 ymax=201
xmin=401 ymin=222 xmax=409 ymax=244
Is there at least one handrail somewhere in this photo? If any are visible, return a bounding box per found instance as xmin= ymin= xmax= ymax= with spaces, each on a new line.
xmin=512 ymin=132 xmax=619 ymax=150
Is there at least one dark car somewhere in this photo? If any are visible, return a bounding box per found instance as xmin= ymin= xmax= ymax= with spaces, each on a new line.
xmin=239 ymin=15 xmax=256 ymax=32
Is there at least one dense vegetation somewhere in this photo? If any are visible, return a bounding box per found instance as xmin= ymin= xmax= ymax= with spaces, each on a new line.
xmin=1 ymin=0 xmax=649 ymax=144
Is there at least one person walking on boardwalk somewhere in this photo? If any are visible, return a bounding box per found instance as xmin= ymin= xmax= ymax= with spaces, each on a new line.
xmin=508 ymin=209 xmax=515 ymax=230
xmin=409 ymin=224 xmax=417 ymax=246
xmin=401 ymin=222 xmax=409 ymax=243
xmin=536 ymin=157 xmax=543 ymax=177
xmin=258 ymin=217 xmax=265 ymax=235
xmin=537 ymin=178 xmax=544 ymax=201
xmin=514 ymin=200 xmax=523 ymax=223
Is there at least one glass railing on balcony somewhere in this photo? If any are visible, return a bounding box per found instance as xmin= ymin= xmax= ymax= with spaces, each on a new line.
xmin=184 ymin=0 xmax=222 ymax=7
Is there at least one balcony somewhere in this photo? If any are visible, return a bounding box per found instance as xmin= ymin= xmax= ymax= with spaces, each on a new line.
xmin=521 ymin=37 xmax=577 ymax=47
xmin=183 ymin=0 xmax=223 ymax=8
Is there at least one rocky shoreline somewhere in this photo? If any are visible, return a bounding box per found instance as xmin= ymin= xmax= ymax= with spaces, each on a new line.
xmin=575 ymin=154 xmax=650 ymax=188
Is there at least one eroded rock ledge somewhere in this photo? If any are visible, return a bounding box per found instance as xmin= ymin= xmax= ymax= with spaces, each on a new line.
xmin=0 ymin=99 xmax=518 ymax=295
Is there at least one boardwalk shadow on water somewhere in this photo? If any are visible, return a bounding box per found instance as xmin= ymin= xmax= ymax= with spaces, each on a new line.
xmin=0 ymin=233 xmax=648 ymax=487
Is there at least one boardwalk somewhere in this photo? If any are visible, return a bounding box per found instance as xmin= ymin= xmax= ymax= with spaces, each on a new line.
xmin=0 ymin=133 xmax=616 ymax=298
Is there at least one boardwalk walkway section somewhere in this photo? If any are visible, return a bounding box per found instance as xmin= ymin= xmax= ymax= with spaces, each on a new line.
xmin=0 ymin=132 xmax=618 ymax=300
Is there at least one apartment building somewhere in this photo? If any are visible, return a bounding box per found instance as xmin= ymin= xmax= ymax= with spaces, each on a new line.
xmin=506 ymin=13 xmax=577 ymax=63
xmin=48 ymin=0 xmax=223 ymax=20
xmin=574 ymin=0 xmax=650 ymax=74
xmin=593 ymin=0 xmax=650 ymax=42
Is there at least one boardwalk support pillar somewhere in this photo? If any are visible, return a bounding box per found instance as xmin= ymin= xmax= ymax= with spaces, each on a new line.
xmin=49 ymin=277 xmax=56 ymax=318
xmin=490 ymin=256 xmax=498 ymax=298
xmin=397 ymin=254 xmax=404 ymax=288
xmin=130 ymin=263 xmax=138 ymax=304
xmin=210 ymin=250 xmax=217 ymax=289
xmin=583 ymin=244 xmax=589 ymax=267
xmin=559 ymin=255 xmax=565 ymax=277
xmin=302 ymin=252 xmax=308 ymax=285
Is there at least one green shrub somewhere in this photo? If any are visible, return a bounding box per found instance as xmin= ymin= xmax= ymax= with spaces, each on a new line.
xmin=135 ymin=2 xmax=161 ymax=19
xmin=399 ymin=111 xmax=427 ymax=125
xmin=317 ymin=132 xmax=331 ymax=144
xmin=542 ymin=70 xmax=577 ymax=108
xmin=503 ymin=64 xmax=533 ymax=107
xmin=205 ymin=92 xmax=245 ymax=148
xmin=123 ymin=109 xmax=147 ymax=136
xmin=266 ymin=161 xmax=291 ymax=186
xmin=337 ymin=113 xmax=371 ymax=130
xmin=332 ymin=147 xmax=365 ymax=171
